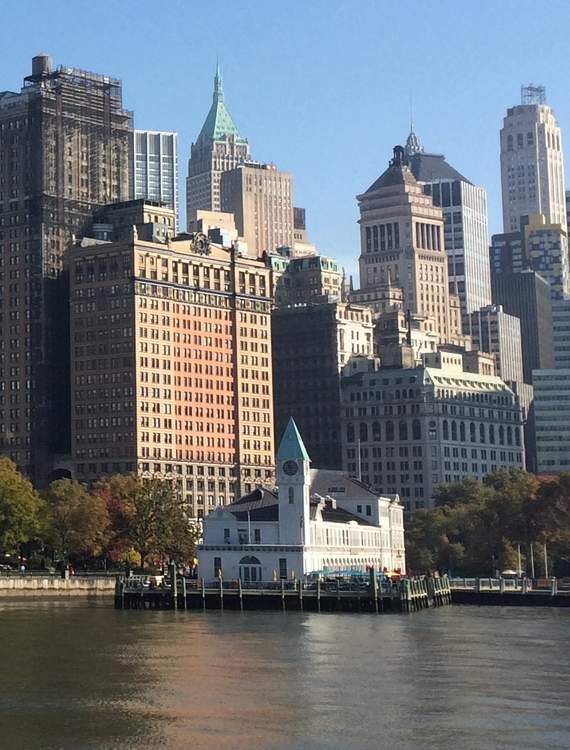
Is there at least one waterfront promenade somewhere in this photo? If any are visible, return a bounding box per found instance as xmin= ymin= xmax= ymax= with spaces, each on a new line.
xmin=0 ymin=573 xmax=116 ymax=597
xmin=450 ymin=576 xmax=570 ymax=606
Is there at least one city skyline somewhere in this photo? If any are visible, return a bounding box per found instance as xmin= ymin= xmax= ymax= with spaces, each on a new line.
xmin=2 ymin=0 xmax=570 ymax=274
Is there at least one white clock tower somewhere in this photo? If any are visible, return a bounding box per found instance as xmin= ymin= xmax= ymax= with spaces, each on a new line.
xmin=276 ymin=418 xmax=311 ymax=545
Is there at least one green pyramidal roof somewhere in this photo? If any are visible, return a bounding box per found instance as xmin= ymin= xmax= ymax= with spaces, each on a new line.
xmin=197 ymin=65 xmax=247 ymax=144
xmin=277 ymin=417 xmax=311 ymax=462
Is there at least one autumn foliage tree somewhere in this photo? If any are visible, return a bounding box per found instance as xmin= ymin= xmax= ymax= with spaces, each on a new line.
xmin=94 ymin=474 xmax=198 ymax=568
xmin=43 ymin=479 xmax=110 ymax=561
xmin=406 ymin=469 xmax=570 ymax=576
xmin=0 ymin=457 xmax=43 ymax=556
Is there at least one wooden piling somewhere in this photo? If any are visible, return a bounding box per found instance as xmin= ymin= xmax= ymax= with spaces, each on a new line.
xmin=281 ymin=579 xmax=286 ymax=612
xmin=239 ymin=578 xmax=244 ymax=612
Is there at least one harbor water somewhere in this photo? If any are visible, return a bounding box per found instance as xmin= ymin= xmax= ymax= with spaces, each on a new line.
xmin=1 ymin=600 xmax=569 ymax=750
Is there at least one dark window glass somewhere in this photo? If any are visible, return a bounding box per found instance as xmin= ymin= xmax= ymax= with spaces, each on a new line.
xmin=452 ymin=181 xmax=461 ymax=206
xmin=442 ymin=183 xmax=451 ymax=207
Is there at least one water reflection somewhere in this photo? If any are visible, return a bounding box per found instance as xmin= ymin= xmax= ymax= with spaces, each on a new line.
xmin=0 ymin=601 xmax=569 ymax=750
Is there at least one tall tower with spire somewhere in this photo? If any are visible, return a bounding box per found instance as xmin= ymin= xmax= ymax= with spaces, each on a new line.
xmin=186 ymin=64 xmax=250 ymax=225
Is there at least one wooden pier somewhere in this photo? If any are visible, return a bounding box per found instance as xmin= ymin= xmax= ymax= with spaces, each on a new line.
xmin=114 ymin=569 xmax=452 ymax=614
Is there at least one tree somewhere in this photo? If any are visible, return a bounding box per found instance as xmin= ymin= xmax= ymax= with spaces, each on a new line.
xmin=0 ymin=457 xmax=43 ymax=555
xmin=96 ymin=474 xmax=197 ymax=568
xmin=44 ymin=479 xmax=110 ymax=561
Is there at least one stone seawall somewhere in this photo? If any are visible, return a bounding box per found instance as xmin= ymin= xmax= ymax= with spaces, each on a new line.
xmin=0 ymin=576 xmax=116 ymax=598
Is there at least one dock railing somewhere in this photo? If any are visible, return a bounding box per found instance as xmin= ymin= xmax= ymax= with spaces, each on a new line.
xmin=450 ymin=577 xmax=570 ymax=596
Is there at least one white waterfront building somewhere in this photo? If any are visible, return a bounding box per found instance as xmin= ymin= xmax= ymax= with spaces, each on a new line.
xmin=198 ymin=419 xmax=405 ymax=582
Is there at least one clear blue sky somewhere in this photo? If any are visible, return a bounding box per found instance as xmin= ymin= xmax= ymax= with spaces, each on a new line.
xmin=2 ymin=0 xmax=570 ymax=276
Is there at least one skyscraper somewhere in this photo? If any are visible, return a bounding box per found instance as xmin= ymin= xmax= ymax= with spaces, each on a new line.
xmin=491 ymin=270 xmax=554 ymax=382
xmin=272 ymin=301 xmax=373 ymax=469
xmin=500 ymin=85 xmax=566 ymax=232
xmin=405 ymin=128 xmax=492 ymax=322
xmin=356 ymin=145 xmax=465 ymax=346
xmin=0 ymin=54 xmax=133 ymax=482
xmin=132 ymin=130 xmax=179 ymax=227
xmin=186 ymin=65 xmax=249 ymax=221
xmin=220 ymin=163 xmax=294 ymax=256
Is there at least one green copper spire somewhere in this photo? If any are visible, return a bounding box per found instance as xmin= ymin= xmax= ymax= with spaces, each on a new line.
xmin=277 ymin=417 xmax=311 ymax=462
xmin=196 ymin=62 xmax=246 ymax=144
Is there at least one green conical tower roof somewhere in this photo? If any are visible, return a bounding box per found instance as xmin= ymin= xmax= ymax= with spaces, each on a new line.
xmin=276 ymin=417 xmax=311 ymax=462
xmin=196 ymin=64 xmax=247 ymax=144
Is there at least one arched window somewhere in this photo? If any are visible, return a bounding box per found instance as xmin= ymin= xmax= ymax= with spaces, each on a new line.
xmin=412 ymin=420 xmax=421 ymax=440
xmin=507 ymin=426 xmax=513 ymax=445
xmin=479 ymin=423 xmax=485 ymax=443
xmin=470 ymin=422 xmax=476 ymax=442
xmin=386 ymin=420 xmax=394 ymax=441
xmin=359 ymin=422 xmax=368 ymax=442
xmin=460 ymin=422 xmax=466 ymax=442
xmin=239 ymin=556 xmax=262 ymax=583
xmin=399 ymin=421 xmax=408 ymax=441
xmin=347 ymin=423 xmax=355 ymax=443
xmin=489 ymin=425 xmax=495 ymax=444
xmin=372 ymin=421 xmax=381 ymax=441
xmin=499 ymin=425 xmax=505 ymax=445
xmin=288 ymin=487 xmax=294 ymax=504
xmin=451 ymin=421 xmax=457 ymax=441
xmin=443 ymin=420 xmax=449 ymax=440
xmin=515 ymin=427 xmax=521 ymax=446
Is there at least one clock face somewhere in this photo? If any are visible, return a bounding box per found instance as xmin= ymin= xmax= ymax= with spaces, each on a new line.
xmin=282 ymin=460 xmax=299 ymax=476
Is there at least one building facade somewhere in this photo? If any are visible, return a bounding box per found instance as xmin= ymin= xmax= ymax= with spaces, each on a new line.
xmin=500 ymin=85 xmax=566 ymax=232
xmin=534 ymin=370 xmax=570 ymax=474
xmin=198 ymin=419 xmax=406 ymax=581
xmin=220 ymin=163 xmax=294 ymax=256
xmin=523 ymin=214 xmax=569 ymax=300
xmin=69 ymin=220 xmax=274 ymax=516
xmin=356 ymin=146 xmax=465 ymax=346
xmin=272 ymin=301 xmax=373 ymax=470
xmin=491 ymin=270 xmax=554 ymax=383
xmin=0 ymin=54 xmax=133 ymax=482
xmin=469 ymin=305 xmax=524 ymax=387
xmin=406 ymin=134 xmax=492 ymax=322
xmin=132 ymin=130 xmax=179 ymax=227
xmin=267 ymin=251 xmax=342 ymax=307
xmin=340 ymin=349 xmax=525 ymax=514
xmin=186 ymin=66 xmax=249 ymax=220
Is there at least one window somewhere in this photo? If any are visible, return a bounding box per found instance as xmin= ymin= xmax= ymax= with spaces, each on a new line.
xmin=279 ymin=558 xmax=287 ymax=580
xmin=366 ymin=505 xmax=371 ymax=516
xmin=357 ymin=504 xmax=362 ymax=513
xmin=214 ymin=557 xmax=222 ymax=578
xmin=223 ymin=528 xmax=230 ymax=543
xmin=288 ymin=487 xmax=294 ymax=504
xmin=254 ymin=528 xmax=261 ymax=543
xmin=386 ymin=420 xmax=394 ymax=441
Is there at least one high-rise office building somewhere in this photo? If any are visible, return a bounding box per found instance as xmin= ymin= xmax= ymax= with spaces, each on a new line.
xmin=500 ymin=85 xmax=566 ymax=232
xmin=356 ymin=145 xmax=465 ymax=346
xmin=552 ymin=298 xmax=570 ymax=369
xmin=491 ymin=270 xmax=554 ymax=382
xmin=272 ymin=301 xmax=373 ymax=470
xmin=220 ymin=163 xmax=294 ymax=256
xmin=405 ymin=130 xmax=492 ymax=322
xmin=69 ymin=214 xmax=274 ymax=515
xmin=469 ymin=305 xmax=524 ymax=387
xmin=132 ymin=130 xmax=179 ymax=227
xmin=186 ymin=65 xmax=249 ymax=220
xmin=524 ymin=214 xmax=569 ymax=300
xmin=0 ymin=54 xmax=133 ymax=482
xmin=533 ymin=370 xmax=570 ymax=474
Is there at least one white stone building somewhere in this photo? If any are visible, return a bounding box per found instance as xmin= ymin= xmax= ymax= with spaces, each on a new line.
xmin=500 ymin=85 xmax=566 ymax=233
xmin=198 ymin=419 xmax=405 ymax=582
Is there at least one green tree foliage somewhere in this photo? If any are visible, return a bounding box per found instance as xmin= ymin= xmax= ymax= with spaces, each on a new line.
xmin=406 ymin=470 xmax=570 ymax=576
xmin=44 ymin=479 xmax=110 ymax=560
xmin=0 ymin=457 xmax=43 ymax=554
xmin=95 ymin=475 xmax=198 ymax=568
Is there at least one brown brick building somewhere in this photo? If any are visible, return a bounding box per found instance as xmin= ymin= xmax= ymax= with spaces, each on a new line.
xmin=69 ymin=226 xmax=274 ymax=517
